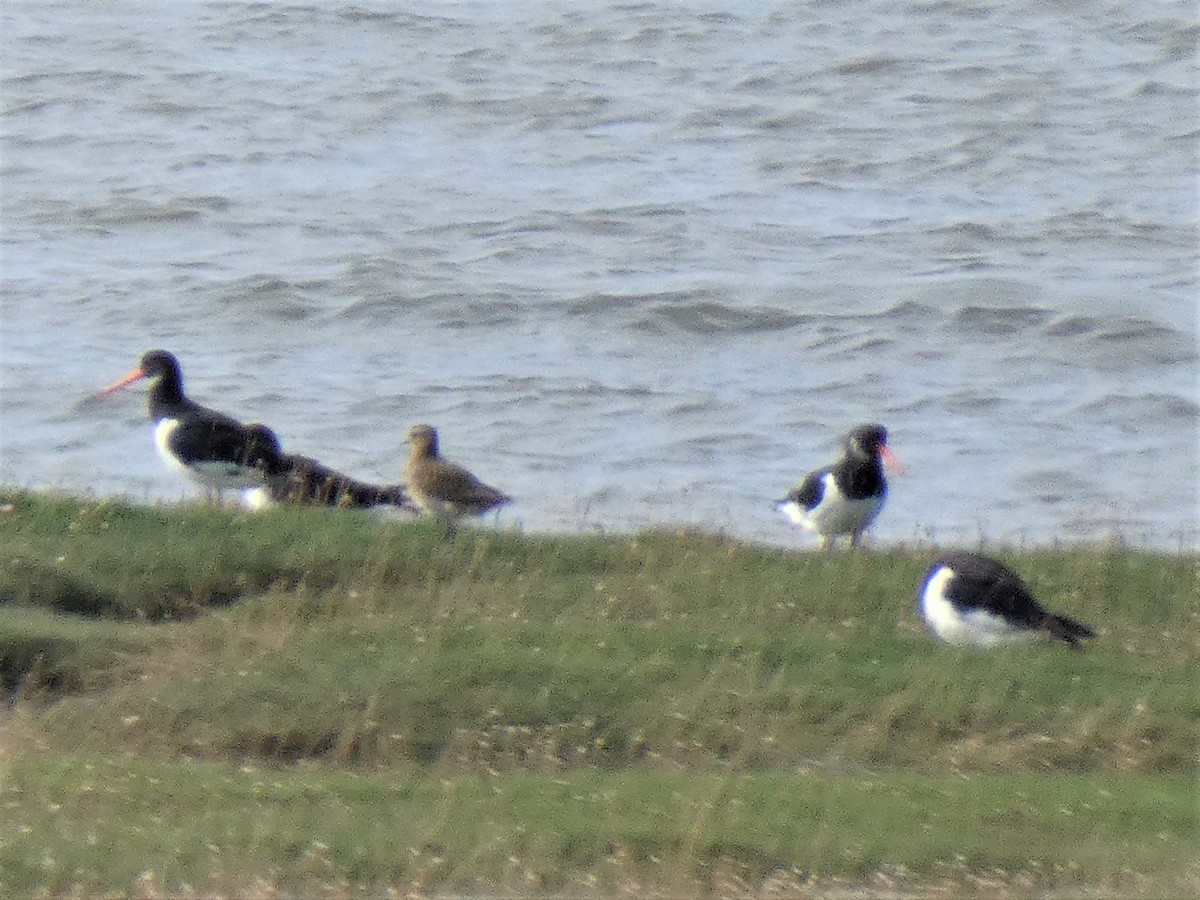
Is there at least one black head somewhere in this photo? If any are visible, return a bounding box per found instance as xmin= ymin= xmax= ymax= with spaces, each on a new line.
xmin=846 ymin=424 xmax=888 ymax=459
xmin=242 ymin=424 xmax=287 ymax=476
xmin=100 ymin=349 xmax=184 ymax=398
xmin=138 ymin=350 xmax=183 ymax=382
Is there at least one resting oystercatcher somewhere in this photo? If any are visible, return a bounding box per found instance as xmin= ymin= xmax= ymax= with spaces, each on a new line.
xmin=100 ymin=350 xmax=280 ymax=496
xmin=241 ymin=424 xmax=415 ymax=512
xmin=918 ymin=551 xmax=1096 ymax=649
xmin=774 ymin=423 xmax=903 ymax=549
xmin=404 ymin=423 xmax=512 ymax=528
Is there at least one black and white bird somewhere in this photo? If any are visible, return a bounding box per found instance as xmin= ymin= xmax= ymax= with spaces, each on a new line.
xmin=917 ymin=551 xmax=1096 ymax=649
xmin=100 ymin=349 xmax=281 ymax=497
xmin=774 ymin=423 xmax=904 ymax=549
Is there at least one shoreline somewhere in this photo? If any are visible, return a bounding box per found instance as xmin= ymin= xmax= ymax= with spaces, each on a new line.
xmin=5 ymin=484 xmax=1198 ymax=556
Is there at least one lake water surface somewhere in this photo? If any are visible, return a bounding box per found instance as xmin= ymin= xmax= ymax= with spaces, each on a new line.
xmin=2 ymin=1 xmax=1197 ymax=549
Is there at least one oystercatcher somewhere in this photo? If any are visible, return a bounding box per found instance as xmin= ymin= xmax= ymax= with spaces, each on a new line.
xmin=774 ymin=423 xmax=903 ymax=549
xmin=404 ymin=423 xmax=512 ymax=527
xmin=241 ymin=424 xmax=415 ymax=512
xmin=918 ymin=551 xmax=1096 ymax=649
xmin=100 ymin=350 xmax=280 ymax=496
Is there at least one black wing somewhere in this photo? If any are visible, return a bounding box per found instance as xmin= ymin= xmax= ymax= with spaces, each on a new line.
xmin=783 ymin=466 xmax=828 ymax=511
xmin=168 ymin=417 xmax=257 ymax=468
xmin=938 ymin=552 xmax=1046 ymax=627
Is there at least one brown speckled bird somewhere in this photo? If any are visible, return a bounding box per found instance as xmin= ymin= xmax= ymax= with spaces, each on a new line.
xmin=404 ymin=423 xmax=512 ymax=528
xmin=241 ymin=424 xmax=416 ymax=513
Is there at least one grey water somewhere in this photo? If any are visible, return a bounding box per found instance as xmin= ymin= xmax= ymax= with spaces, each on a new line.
xmin=2 ymin=0 xmax=1197 ymax=549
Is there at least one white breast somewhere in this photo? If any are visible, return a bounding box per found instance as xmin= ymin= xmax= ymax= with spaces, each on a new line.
xmin=154 ymin=418 xmax=265 ymax=491
xmin=794 ymin=473 xmax=884 ymax=536
xmin=920 ymin=567 xmax=1034 ymax=648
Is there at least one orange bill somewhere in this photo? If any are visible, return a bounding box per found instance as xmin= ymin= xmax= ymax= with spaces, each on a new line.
xmin=879 ymin=444 xmax=907 ymax=475
xmin=98 ymin=367 xmax=147 ymax=396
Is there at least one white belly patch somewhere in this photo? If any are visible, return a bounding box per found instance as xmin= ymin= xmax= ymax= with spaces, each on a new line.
xmin=920 ymin=567 xmax=1034 ymax=648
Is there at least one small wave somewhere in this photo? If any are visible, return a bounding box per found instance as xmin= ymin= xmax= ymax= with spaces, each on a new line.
xmin=915 ymin=278 xmax=1046 ymax=312
xmin=664 ymin=396 xmax=722 ymax=417
xmin=928 ymin=221 xmax=1004 ymax=241
xmin=848 ymin=336 xmax=893 ymax=353
xmin=76 ymin=196 xmax=205 ymax=228
xmin=566 ymin=291 xmax=658 ymax=318
xmin=1084 ymin=320 xmax=1197 ymax=367
xmin=1075 ymin=392 xmax=1199 ymax=424
xmin=567 ymin=291 xmax=809 ymax=335
xmin=946 ymin=304 xmax=1050 ymax=335
xmin=1014 ymin=468 xmax=1094 ymax=505
xmin=572 ymin=203 xmax=689 ymax=234
xmin=879 ymin=300 xmax=936 ymax=321
xmin=565 ymin=290 xmax=681 ymax=319
xmin=334 ymin=290 xmax=525 ymax=329
xmin=1043 ymin=314 xmax=1102 ymax=338
xmin=677 ymin=104 xmax=770 ymax=131
xmin=1046 ymin=316 xmax=1198 ymax=368
xmin=827 ymin=53 xmax=908 ymax=76
xmin=218 ymin=276 xmax=330 ymax=323
xmin=1039 ymin=210 xmax=1178 ymax=246
xmin=435 ymin=295 xmax=524 ymax=329
xmin=334 ymin=294 xmax=407 ymax=322
xmin=939 ymin=389 xmax=1016 ymax=414
xmin=642 ymin=299 xmax=804 ymax=335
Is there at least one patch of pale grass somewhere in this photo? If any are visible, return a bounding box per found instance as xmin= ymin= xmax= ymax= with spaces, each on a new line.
xmin=27 ymin=855 xmax=1199 ymax=900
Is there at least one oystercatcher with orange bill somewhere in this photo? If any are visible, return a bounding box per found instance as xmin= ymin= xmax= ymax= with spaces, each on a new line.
xmin=774 ymin=423 xmax=903 ymax=549
xmin=100 ymin=350 xmax=281 ymax=497
xmin=405 ymin=423 xmax=512 ymax=529
xmin=918 ymin=551 xmax=1096 ymax=649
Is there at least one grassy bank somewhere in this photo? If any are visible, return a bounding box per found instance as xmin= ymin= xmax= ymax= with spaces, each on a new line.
xmin=0 ymin=490 xmax=1195 ymax=896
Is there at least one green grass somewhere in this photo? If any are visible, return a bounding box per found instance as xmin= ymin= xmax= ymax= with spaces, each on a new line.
xmin=1 ymin=756 xmax=1191 ymax=897
xmin=0 ymin=489 xmax=1196 ymax=896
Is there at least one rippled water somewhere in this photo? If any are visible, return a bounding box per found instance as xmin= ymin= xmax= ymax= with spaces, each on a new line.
xmin=2 ymin=1 xmax=1197 ymax=548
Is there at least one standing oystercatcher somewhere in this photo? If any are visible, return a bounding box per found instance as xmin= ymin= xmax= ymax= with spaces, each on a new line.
xmin=774 ymin=423 xmax=903 ymax=549
xmin=918 ymin=551 xmax=1096 ymax=649
xmin=100 ymin=350 xmax=281 ymax=497
xmin=404 ymin=423 xmax=511 ymax=528
xmin=241 ymin=424 xmax=415 ymax=512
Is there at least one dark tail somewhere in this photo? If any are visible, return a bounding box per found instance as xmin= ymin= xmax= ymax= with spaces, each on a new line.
xmin=323 ymin=479 xmax=414 ymax=511
xmin=375 ymin=483 xmax=417 ymax=512
xmin=1046 ymin=614 xmax=1096 ymax=649
xmin=272 ymin=454 xmax=415 ymax=512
